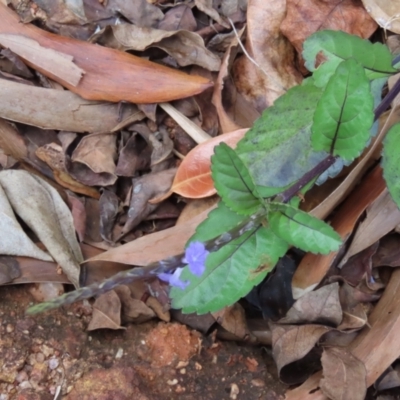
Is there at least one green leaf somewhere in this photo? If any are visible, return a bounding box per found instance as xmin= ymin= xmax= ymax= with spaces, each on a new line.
xmin=211 ymin=143 xmax=263 ymax=215
xmin=382 ymin=123 xmax=400 ymax=210
xmin=171 ymin=225 xmax=289 ymax=314
xmin=236 ymin=79 xmax=327 ymax=189
xmin=311 ymin=59 xmax=374 ymax=161
xmin=303 ymin=30 xmax=397 ymax=88
xmin=190 ymin=200 xmax=248 ymax=244
xmin=268 ymin=203 xmax=341 ymax=254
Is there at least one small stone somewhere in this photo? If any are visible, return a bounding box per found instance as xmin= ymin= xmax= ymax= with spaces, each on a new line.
xmin=230 ymin=383 xmax=240 ymax=399
xmin=195 ymin=362 xmax=202 ymax=370
xmin=251 ymin=378 xmax=265 ymax=387
xmin=167 ymin=379 xmax=178 ymax=386
xmin=48 ymin=358 xmax=59 ymax=370
xmin=179 ymin=368 xmax=186 ymax=374
xmin=115 ymin=348 xmax=124 ymax=360
xmin=35 ymin=353 xmax=45 ymax=363
xmin=5 ymin=324 xmax=14 ymax=333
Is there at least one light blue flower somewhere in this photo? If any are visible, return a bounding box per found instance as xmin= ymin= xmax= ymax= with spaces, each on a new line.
xmin=183 ymin=241 xmax=209 ymax=277
xmin=158 ymin=267 xmax=189 ymax=290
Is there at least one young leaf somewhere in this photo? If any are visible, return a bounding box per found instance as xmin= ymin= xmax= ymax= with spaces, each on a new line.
xmin=382 ymin=123 xmax=400 ymax=210
xmin=303 ymin=30 xmax=397 ymax=88
xmin=171 ymin=225 xmax=289 ymax=314
xmin=211 ymin=143 xmax=262 ymax=215
xmin=237 ymin=79 xmax=327 ymax=189
xmin=311 ymin=58 xmax=374 ymax=161
xmin=268 ymin=203 xmax=341 ymax=254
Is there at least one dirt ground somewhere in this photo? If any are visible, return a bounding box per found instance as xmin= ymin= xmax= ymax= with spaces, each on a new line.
xmin=0 ymin=284 xmax=287 ymax=399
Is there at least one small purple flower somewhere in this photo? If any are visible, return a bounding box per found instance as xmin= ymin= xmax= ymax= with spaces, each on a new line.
xmin=158 ymin=267 xmax=189 ymax=290
xmin=183 ymin=241 xmax=209 ymax=277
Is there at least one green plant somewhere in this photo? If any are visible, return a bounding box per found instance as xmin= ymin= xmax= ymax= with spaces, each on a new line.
xmin=27 ymin=30 xmax=400 ymax=315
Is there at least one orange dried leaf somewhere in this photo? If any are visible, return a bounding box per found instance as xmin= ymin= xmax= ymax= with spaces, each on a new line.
xmin=171 ymin=129 xmax=248 ymax=199
xmin=0 ymin=4 xmax=212 ymax=104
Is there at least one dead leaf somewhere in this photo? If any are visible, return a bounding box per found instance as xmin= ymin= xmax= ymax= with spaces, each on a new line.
xmin=146 ymin=296 xmax=170 ymax=322
xmin=93 ymin=24 xmax=221 ymax=71
xmin=0 ymin=3 xmax=213 ymax=103
xmin=87 ymin=290 xmax=125 ymax=331
xmin=212 ymin=303 xmax=250 ymax=340
xmin=375 ymin=365 xmax=400 ymax=391
xmin=211 ymin=25 xmax=260 ymax=132
xmin=67 ymin=193 xmax=86 ymax=243
xmin=114 ymin=285 xmax=156 ymax=324
xmin=107 ymin=0 xmax=163 ymax=27
xmin=281 ymin=0 xmax=377 ymax=70
xmin=0 ymin=256 xmax=21 ymax=284
xmin=361 ymin=0 xmax=400 ymax=34
xmin=169 ymin=129 xmax=248 ymax=199
xmin=99 ymin=189 xmax=119 ymax=244
xmin=320 ymin=347 xmax=367 ymax=400
xmin=373 ymin=234 xmax=400 ymax=267
xmin=279 ymin=283 xmax=342 ymax=326
xmin=233 ymin=0 xmax=302 ymax=112
xmin=28 ymin=282 xmax=65 ymax=303
xmin=0 ymin=34 xmax=84 ymax=86
xmin=149 ymin=128 xmax=174 ymax=170
xmin=86 ymin=204 xmax=216 ymax=265
xmin=121 ymin=168 xmax=177 ymax=236
xmin=36 ymin=143 xmax=100 ymax=199
xmin=0 ymin=79 xmax=143 ymax=133
xmin=0 ymin=179 xmax=54 ymax=261
xmin=195 ymin=0 xmax=230 ymax=28
xmin=0 ymin=118 xmax=27 ymax=161
xmin=0 ymin=170 xmax=83 ymax=287
xmin=340 ymin=190 xmax=400 ymax=267
xmin=158 ymin=4 xmax=197 ymax=32
xmin=271 ymin=323 xmax=332 ymax=384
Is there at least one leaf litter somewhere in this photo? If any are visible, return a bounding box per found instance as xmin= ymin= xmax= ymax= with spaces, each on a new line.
xmin=2 ymin=0 xmax=400 ymax=398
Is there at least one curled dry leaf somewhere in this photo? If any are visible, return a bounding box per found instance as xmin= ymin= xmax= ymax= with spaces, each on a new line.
xmin=233 ymin=0 xmax=302 ymax=112
xmin=361 ymin=0 xmax=400 ymax=34
xmin=0 ymin=170 xmax=83 ymax=287
xmin=121 ymin=168 xmax=177 ymax=236
xmin=0 ymin=79 xmax=143 ymax=133
xmin=0 ymin=183 xmax=53 ymax=261
xmin=87 ymin=204 xmax=216 ymax=265
xmin=281 ymin=0 xmax=377 ymax=68
xmin=212 ymin=303 xmax=250 ymax=340
xmin=0 ymin=34 xmax=84 ymax=86
xmin=279 ymin=283 xmax=342 ymax=326
xmin=0 ymin=3 xmax=212 ymax=103
xmin=70 ymin=133 xmax=117 ymax=186
xmin=320 ymin=347 xmax=367 ymax=400
xmin=271 ymin=323 xmax=332 ymax=384
xmin=93 ymin=24 xmax=221 ymax=71
xmin=87 ymin=290 xmax=125 ymax=331
xmin=169 ymin=128 xmax=248 ymax=199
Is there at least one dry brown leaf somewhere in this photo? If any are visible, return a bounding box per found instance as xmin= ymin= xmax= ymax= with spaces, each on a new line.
xmin=0 ymin=34 xmax=84 ymax=86
xmin=340 ymin=190 xmax=400 ymax=267
xmin=36 ymin=143 xmax=100 ymax=199
xmin=292 ymin=166 xmax=386 ymax=299
xmin=0 ymin=175 xmax=51 ymax=263
xmin=0 ymin=170 xmax=83 ymax=287
xmin=279 ymin=283 xmax=342 ymax=326
xmin=320 ymin=347 xmax=367 ymax=400
xmin=271 ymin=323 xmax=331 ymax=379
xmin=158 ymin=4 xmax=197 ymax=32
xmin=67 ymin=193 xmax=86 ymax=243
xmin=233 ymin=0 xmax=302 ymax=112
xmin=73 ymin=133 xmax=116 ymax=176
xmin=87 ymin=290 xmax=125 ymax=331
xmin=373 ymin=234 xmax=400 ymax=267
xmin=195 ymin=0 xmax=230 ymax=27
xmin=281 ymin=0 xmax=377 ymax=70
xmin=285 ymin=268 xmax=400 ymax=399
xmin=0 ymin=118 xmax=27 ymax=161
xmin=99 ymin=189 xmax=119 ymax=244
xmin=86 ymin=204 xmax=216 ymax=265
xmin=0 ymin=4 xmax=212 ymax=103
xmin=212 ymin=303 xmax=250 ymax=340
xmin=121 ymin=168 xmax=177 ymax=236
xmin=93 ymin=24 xmax=221 ymax=71
xmin=114 ymin=285 xmax=156 ymax=324
xmin=362 ymin=0 xmax=400 ymax=34
xmin=0 ymin=79 xmax=143 ymax=133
